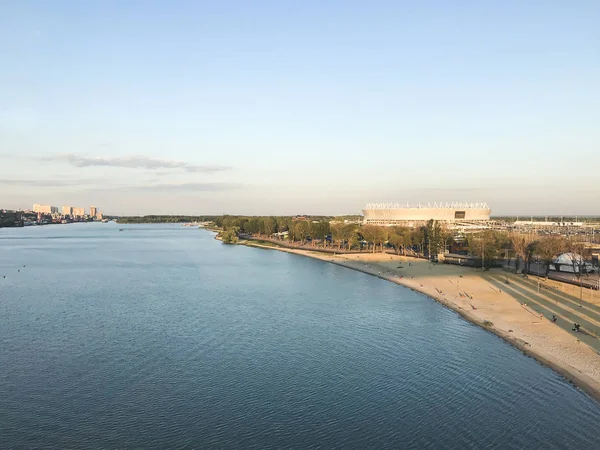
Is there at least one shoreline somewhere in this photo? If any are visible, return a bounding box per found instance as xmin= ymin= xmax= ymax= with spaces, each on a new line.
xmin=236 ymin=238 xmax=600 ymax=403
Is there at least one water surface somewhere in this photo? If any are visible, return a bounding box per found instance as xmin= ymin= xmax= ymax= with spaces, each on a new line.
xmin=1 ymin=224 xmax=600 ymax=449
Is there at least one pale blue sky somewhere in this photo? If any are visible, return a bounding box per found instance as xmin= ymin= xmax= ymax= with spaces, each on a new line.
xmin=1 ymin=1 xmax=598 ymax=216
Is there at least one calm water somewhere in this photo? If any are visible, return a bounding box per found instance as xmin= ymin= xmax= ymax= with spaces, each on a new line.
xmin=1 ymin=224 xmax=600 ymax=449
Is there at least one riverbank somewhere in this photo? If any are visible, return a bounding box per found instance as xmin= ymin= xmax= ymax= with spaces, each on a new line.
xmin=238 ymin=238 xmax=600 ymax=403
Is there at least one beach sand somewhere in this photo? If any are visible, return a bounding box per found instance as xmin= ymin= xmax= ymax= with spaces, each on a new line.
xmin=242 ymin=241 xmax=600 ymax=403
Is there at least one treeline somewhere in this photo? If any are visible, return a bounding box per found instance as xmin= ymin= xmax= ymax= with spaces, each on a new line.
xmin=0 ymin=211 xmax=23 ymax=228
xmin=218 ymin=216 xmax=592 ymax=277
xmin=214 ymin=215 xmax=336 ymax=230
xmin=494 ymin=216 xmax=599 ymax=223
xmin=117 ymin=215 xmax=221 ymax=224
xmin=219 ymin=215 xmax=453 ymax=256
xmin=464 ymin=230 xmax=590 ymax=274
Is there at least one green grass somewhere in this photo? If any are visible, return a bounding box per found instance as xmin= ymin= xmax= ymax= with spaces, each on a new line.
xmin=243 ymin=240 xmax=279 ymax=248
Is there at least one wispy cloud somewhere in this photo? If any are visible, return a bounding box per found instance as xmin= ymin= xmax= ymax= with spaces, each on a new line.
xmin=0 ymin=178 xmax=240 ymax=192
xmin=43 ymin=154 xmax=231 ymax=173
xmin=0 ymin=179 xmax=106 ymax=187
xmin=114 ymin=182 xmax=241 ymax=192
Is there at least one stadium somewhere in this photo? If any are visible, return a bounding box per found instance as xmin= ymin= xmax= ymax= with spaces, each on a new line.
xmin=362 ymin=202 xmax=491 ymax=227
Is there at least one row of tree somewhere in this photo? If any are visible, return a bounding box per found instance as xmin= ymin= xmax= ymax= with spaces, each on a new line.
xmin=216 ymin=215 xmax=340 ymax=235
xmin=117 ymin=215 xmax=220 ymax=224
xmin=466 ymin=231 xmax=588 ymax=275
xmin=217 ymin=217 xmax=590 ymax=278
xmin=0 ymin=211 xmax=23 ymax=228
xmin=219 ymin=216 xmax=454 ymax=256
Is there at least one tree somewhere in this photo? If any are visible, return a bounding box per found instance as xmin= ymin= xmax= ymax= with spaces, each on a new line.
xmin=220 ymin=227 xmax=239 ymax=244
xmin=388 ymin=229 xmax=404 ymax=255
xmin=439 ymin=225 xmax=453 ymax=255
xmin=509 ymin=232 xmax=538 ymax=275
xmin=347 ymin=233 xmax=360 ymax=251
xmin=244 ymin=217 xmax=261 ymax=235
xmin=260 ymin=217 xmax=277 ymax=236
xmin=222 ymin=216 xmax=238 ymax=231
xmin=277 ymin=218 xmax=290 ymax=233
xmin=536 ymin=235 xmax=567 ymax=277
xmin=411 ymin=228 xmax=425 ymax=257
xmin=374 ymin=226 xmax=388 ymax=252
xmin=468 ymin=230 xmax=505 ymax=270
xmin=293 ymin=221 xmax=310 ymax=245
xmin=330 ymin=223 xmax=344 ymax=249
xmin=360 ymin=225 xmax=379 ymax=253
xmin=402 ymin=229 xmax=413 ymax=256
xmin=565 ymin=238 xmax=587 ymax=305
xmin=308 ymin=221 xmax=329 ymax=246
xmin=386 ymin=226 xmax=409 ymax=255
xmin=340 ymin=224 xmax=358 ymax=251
xmin=425 ymin=219 xmax=443 ymax=260
xmin=212 ymin=216 xmax=224 ymax=228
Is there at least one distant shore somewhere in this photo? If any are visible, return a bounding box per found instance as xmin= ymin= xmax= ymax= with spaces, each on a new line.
xmin=227 ymin=235 xmax=600 ymax=403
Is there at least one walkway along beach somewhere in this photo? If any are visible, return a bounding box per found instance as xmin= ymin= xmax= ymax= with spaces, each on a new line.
xmin=232 ymin=236 xmax=600 ymax=403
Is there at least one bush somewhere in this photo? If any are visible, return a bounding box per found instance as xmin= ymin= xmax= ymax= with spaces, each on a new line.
xmin=221 ymin=229 xmax=239 ymax=244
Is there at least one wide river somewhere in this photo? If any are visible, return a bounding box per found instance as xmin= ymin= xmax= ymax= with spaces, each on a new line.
xmin=1 ymin=224 xmax=600 ymax=449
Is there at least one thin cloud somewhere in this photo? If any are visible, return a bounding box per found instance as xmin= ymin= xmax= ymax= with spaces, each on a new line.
xmin=121 ymin=182 xmax=241 ymax=192
xmin=44 ymin=154 xmax=231 ymax=173
xmin=74 ymin=182 xmax=242 ymax=193
xmin=1 ymin=178 xmax=240 ymax=192
xmin=0 ymin=179 xmax=106 ymax=187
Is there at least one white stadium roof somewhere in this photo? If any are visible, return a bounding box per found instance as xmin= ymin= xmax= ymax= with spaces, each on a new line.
xmin=364 ymin=202 xmax=490 ymax=210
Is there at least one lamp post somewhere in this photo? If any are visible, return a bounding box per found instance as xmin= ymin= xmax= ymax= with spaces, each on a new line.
xmin=595 ymin=263 xmax=600 ymax=301
xmin=482 ymin=240 xmax=485 ymax=271
xmin=578 ymin=258 xmax=583 ymax=307
xmin=505 ymin=248 xmax=510 ymax=283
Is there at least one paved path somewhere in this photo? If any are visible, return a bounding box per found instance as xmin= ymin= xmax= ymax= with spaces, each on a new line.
xmin=487 ymin=273 xmax=600 ymax=353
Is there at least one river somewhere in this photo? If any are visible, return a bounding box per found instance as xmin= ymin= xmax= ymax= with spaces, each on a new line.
xmin=1 ymin=223 xmax=599 ymax=449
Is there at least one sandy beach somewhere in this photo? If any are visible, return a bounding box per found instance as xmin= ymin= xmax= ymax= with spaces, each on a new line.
xmin=241 ymin=240 xmax=600 ymax=403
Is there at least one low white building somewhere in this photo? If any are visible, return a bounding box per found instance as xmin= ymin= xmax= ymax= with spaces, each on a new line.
xmin=514 ymin=221 xmax=584 ymax=227
xmin=551 ymin=253 xmax=594 ymax=274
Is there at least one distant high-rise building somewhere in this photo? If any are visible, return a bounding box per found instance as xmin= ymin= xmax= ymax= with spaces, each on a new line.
xmin=33 ymin=204 xmax=58 ymax=214
xmin=62 ymin=206 xmax=73 ymax=216
xmin=90 ymin=206 xmax=98 ymax=218
xmin=72 ymin=207 xmax=85 ymax=217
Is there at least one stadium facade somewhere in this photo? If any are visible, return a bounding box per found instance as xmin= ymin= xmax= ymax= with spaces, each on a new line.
xmin=362 ymin=202 xmax=491 ymax=227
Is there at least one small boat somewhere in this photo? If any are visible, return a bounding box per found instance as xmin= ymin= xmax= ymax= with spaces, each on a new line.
xmin=119 ymin=228 xmax=124 ymax=231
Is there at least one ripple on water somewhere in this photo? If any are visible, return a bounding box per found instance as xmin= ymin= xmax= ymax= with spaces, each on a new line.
xmin=1 ymin=225 xmax=600 ymax=449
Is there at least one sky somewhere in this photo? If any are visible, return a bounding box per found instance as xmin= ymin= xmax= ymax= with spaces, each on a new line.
xmin=1 ymin=1 xmax=598 ymax=216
